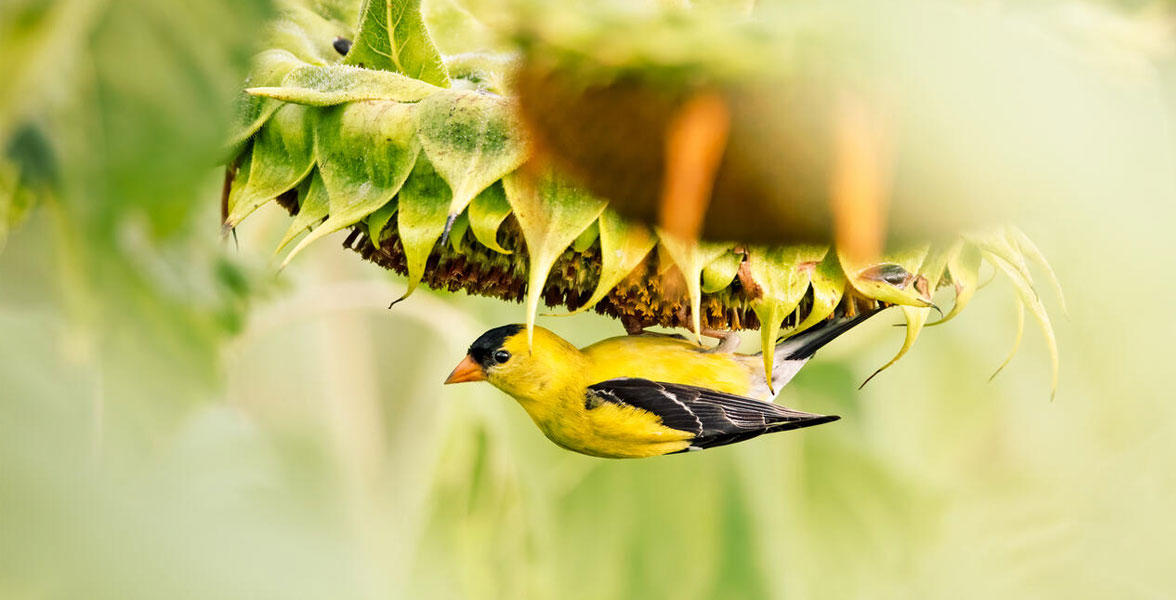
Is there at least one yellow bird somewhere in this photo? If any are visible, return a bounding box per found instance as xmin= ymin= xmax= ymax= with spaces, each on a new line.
xmin=444 ymin=309 xmax=883 ymax=458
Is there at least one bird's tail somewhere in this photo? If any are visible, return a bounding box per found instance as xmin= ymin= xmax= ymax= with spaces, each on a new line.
xmin=774 ymin=307 xmax=887 ymax=361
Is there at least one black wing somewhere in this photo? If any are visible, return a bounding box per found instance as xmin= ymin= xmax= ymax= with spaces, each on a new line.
xmin=585 ymin=378 xmax=839 ymax=452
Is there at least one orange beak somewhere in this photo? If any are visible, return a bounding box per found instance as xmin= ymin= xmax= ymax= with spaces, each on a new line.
xmin=444 ymin=355 xmax=486 ymax=384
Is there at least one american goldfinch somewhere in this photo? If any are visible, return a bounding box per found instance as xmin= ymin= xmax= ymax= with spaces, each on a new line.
xmin=445 ymin=309 xmax=883 ymax=458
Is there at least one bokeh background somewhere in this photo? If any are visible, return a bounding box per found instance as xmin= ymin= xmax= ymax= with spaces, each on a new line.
xmin=2 ymin=0 xmax=1175 ymax=598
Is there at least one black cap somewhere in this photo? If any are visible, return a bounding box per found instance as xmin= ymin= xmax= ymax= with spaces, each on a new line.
xmin=468 ymin=324 xmax=523 ymax=368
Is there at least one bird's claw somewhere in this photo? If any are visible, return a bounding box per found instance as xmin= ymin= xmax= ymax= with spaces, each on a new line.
xmin=696 ymin=326 xmax=740 ymax=353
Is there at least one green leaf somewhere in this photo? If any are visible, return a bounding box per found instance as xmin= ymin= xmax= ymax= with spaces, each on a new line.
xmin=364 ymin=199 xmax=398 ymax=250
xmin=228 ymin=49 xmax=303 ymax=151
xmin=657 ymin=232 xmax=729 ymax=344
xmin=416 ymin=89 xmax=528 ymax=226
xmin=839 ymin=244 xmax=933 ymax=308
xmin=700 ymin=250 xmax=743 ymax=294
xmin=571 ymin=221 xmax=600 ymax=253
xmin=276 ymin=170 xmax=331 ymax=252
xmin=746 ymin=245 xmax=827 ymax=391
xmin=282 ymin=101 xmax=419 ymax=267
xmin=467 ymin=182 xmax=513 ymax=254
xmin=393 ymin=156 xmax=451 ymax=303
xmin=560 ymin=210 xmax=656 ymax=316
xmin=504 ymin=172 xmax=607 ymax=346
xmin=247 ymin=63 xmax=440 ymax=106
xmin=789 ymin=249 xmax=847 ymax=335
xmin=225 ymin=103 xmax=316 ymax=228
xmin=345 ymin=0 xmax=449 ymax=87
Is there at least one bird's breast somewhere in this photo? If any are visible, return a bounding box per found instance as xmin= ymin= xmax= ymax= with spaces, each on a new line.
xmin=517 ymin=386 xmax=694 ymax=459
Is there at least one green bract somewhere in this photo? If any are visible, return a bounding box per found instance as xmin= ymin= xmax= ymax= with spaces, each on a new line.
xmin=224 ymin=0 xmax=1063 ymax=394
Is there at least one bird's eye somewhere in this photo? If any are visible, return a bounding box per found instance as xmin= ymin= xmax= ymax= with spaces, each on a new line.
xmin=493 ymin=350 xmax=511 ymax=364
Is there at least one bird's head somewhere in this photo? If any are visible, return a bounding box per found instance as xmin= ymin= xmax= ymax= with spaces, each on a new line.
xmin=445 ymin=324 xmax=584 ymax=400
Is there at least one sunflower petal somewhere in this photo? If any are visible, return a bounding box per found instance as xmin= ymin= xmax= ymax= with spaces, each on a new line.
xmin=468 ymin=182 xmax=514 ymax=254
xmin=746 ymin=245 xmax=827 ymax=391
xmin=789 ymin=249 xmax=847 ymax=335
xmin=226 ymin=103 xmax=316 ymax=228
xmin=983 ymin=250 xmax=1060 ymax=399
xmin=417 ymin=89 xmax=528 ymax=229
xmin=839 ymin=244 xmax=933 ymax=308
xmin=282 ymin=101 xmax=419 ymax=267
xmin=862 ymin=245 xmax=951 ymax=386
xmin=393 ymin=156 xmax=451 ymax=304
xmin=657 ymin=232 xmax=729 ymax=344
xmin=559 ymin=210 xmax=656 ymax=316
xmin=247 ymin=63 xmax=440 ymax=106
xmin=1009 ymin=227 xmax=1068 ymax=317
xmin=929 ymin=240 xmax=980 ymax=326
xmin=701 ymin=250 xmax=743 ymax=294
xmin=276 ymin=170 xmax=331 ymax=252
xmin=989 ymin=298 xmax=1025 ymax=381
xmin=504 ymin=171 xmax=607 ymax=346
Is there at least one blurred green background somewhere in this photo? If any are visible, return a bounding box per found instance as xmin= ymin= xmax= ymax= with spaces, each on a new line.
xmin=2 ymin=0 xmax=1175 ymax=598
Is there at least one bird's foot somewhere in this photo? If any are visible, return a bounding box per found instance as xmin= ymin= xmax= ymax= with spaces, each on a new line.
xmin=622 ymin=316 xmax=688 ymax=340
xmin=701 ymin=328 xmax=741 ymax=353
